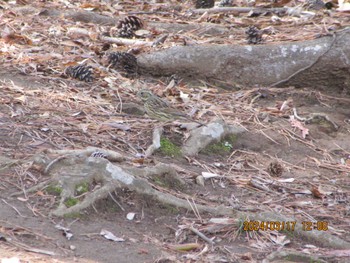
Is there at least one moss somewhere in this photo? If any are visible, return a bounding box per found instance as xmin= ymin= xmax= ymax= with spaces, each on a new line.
xmin=45 ymin=184 xmax=63 ymax=196
xmin=202 ymin=134 xmax=237 ymax=155
xmin=152 ymin=173 xmax=184 ymax=191
xmin=63 ymin=212 xmax=83 ymax=219
xmin=160 ymin=203 xmax=180 ymax=214
xmin=75 ymin=182 xmax=89 ymax=195
xmin=64 ymin=197 xmax=78 ymax=208
xmin=159 ymin=137 xmax=181 ymax=157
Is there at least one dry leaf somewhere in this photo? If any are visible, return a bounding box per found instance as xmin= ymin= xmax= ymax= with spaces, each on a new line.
xmin=338 ymin=0 xmax=350 ymax=11
xmin=167 ymin=243 xmax=201 ymax=252
xmin=14 ymin=95 xmax=26 ymax=104
xmin=289 ymin=116 xmax=309 ymax=138
xmin=311 ymin=186 xmax=324 ymax=199
xmin=2 ymin=32 xmax=32 ymax=45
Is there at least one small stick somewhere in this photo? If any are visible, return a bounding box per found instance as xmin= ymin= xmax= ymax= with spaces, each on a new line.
xmin=1 ymin=199 xmax=27 ymax=218
xmin=189 ymin=226 xmax=215 ymax=245
xmin=44 ymin=155 xmax=69 ymax=174
xmin=108 ymin=192 xmax=125 ymax=211
xmin=190 ymin=7 xmax=288 ymax=15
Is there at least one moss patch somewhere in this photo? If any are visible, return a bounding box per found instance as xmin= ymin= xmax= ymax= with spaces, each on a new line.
xmin=152 ymin=173 xmax=185 ymax=191
xmin=64 ymin=197 xmax=78 ymax=208
xmin=45 ymin=184 xmax=63 ymax=196
xmin=75 ymin=182 xmax=89 ymax=195
xmin=159 ymin=137 xmax=181 ymax=157
xmin=202 ymin=134 xmax=237 ymax=156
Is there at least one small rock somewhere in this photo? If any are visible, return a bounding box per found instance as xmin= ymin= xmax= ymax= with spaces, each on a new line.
xmin=127 ymin=212 xmax=136 ymax=221
xmin=196 ymin=175 xmax=205 ymax=186
xmin=70 ymin=245 xmax=76 ymax=251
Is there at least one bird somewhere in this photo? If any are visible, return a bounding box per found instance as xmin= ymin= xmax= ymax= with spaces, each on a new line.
xmin=137 ymin=89 xmax=204 ymax=125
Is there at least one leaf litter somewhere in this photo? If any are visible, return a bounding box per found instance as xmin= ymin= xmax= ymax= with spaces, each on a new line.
xmin=0 ymin=0 xmax=350 ymax=262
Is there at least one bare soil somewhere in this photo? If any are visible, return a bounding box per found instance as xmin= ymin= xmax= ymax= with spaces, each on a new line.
xmin=1 ymin=69 xmax=350 ymax=262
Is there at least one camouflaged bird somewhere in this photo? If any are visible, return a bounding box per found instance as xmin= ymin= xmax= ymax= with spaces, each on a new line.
xmin=137 ymin=89 xmax=204 ymax=125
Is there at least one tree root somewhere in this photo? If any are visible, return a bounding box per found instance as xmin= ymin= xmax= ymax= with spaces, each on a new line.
xmin=5 ymin=149 xmax=350 ymax=249
xmin=263 ymin=250 xmax=328 ymax=263
xmin=145 ymin=126 xmax=164 ymax=157
xmin=14 ymin=150 xmax=238 ymax=217
xmin=256 ymin=212 xmax=350 ymax=250
xmin=144 ymin=120 xmax=245 ymax=157
xmin=182 ymin=119 xmax=245 ymax=156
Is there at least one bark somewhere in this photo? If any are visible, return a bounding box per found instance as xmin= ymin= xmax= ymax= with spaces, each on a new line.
xmin=37 ymin=8 xmax=229 ymax=35
xmin=29 ymin=7 xmax=350 ymax=91
xmin=137 ymin=28 xmax=350 ymax=91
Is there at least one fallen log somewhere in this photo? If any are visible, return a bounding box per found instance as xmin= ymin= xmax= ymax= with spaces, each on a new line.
xmin=137 ymin=28 xmax=350 ymax=91
xmin=18 ymin=7 xmax=350 ymax=91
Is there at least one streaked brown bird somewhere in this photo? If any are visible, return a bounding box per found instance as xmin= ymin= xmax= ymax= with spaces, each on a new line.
xmin=137 ymin=89 xmax=204 ymax=125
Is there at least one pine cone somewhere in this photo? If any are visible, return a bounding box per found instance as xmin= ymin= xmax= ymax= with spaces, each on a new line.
xmin=91 ymin=151 xmax=107 ymax=158
xmin=65 ymin=64 xmax=94 ymax=82
xmin=195 ymin=0 xmax=215 ymax=8
xmin=108 ymin=52 xmax=138 ymax=77
xmin=116 ymin=16 xmax=143 ymax=39
xmin=267 ymin=161 xmax=284 ymax=177
xmin=245 ymin=26 xmax=263 ymax=45
xmin=218 ymin=0 xmax=233 ymax=6
xmin=118 ymin=26 xmax=135 ymax=38
xmin=305 ymin=0 xmax=325 ymax=10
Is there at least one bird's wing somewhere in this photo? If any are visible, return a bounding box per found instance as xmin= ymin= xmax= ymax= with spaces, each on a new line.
xmin=161 ymin=106 xmax=188 ymax=119
xmin=152 ymin=95 xmax=170 ymax=108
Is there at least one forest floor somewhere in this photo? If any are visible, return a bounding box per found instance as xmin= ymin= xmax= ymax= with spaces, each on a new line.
xmin=0 ymin=1 xmax=350 ymax=263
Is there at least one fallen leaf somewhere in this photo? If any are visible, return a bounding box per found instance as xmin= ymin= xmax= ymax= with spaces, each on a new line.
xmin=167 ymin=243 xmax=201 ymax=252
xmin=290 ymin=116 xmax=309 ymax=138
xmin=100 ymin=229 xmax=125 ymax=242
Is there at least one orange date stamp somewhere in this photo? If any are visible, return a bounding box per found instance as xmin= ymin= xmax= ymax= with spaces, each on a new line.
xmin=243 ymin=221 xmax=328 ymax=231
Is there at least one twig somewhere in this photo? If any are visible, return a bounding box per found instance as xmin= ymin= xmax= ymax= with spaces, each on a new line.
xmin=189 ymin=226 xmax=215 ymax=245
xmin=5 ymin=238 xmax=55 ymax=256
xmin=152 ymin=34 xmax=168 ymax=47
xmin=1 ymin=199 xmax=27 ymax=218
xmin=67 ymin=218 xmax=80 ymax=228
xmin=108 ymin=192 xmax=125 ymax=211
xmin=293 ymin=108 xmax=339 ymax=130
xmin=100 ymin=35 xmax=151 ymax=46
xmin=186 ymin=198 xmax=203 ymax=223
xmin=44 ymin=155 xmax=69 ymax=174
xmin=190 ymin=7 xmax=288 ymax=15
xmin=128 ymin=11 xmax=179 ymax=16
xmin=259 ymin=130 xmax=281 ymax=145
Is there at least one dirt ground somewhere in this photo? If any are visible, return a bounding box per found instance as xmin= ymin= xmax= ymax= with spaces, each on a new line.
xmin=1 ymin=1 xmax=350 ymax=263
xmin=1 ymin=69 xmax=350 ymax=262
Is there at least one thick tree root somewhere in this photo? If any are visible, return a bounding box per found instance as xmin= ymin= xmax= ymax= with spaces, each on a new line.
xmin=15 ymin=150 xmax=238 ymax=217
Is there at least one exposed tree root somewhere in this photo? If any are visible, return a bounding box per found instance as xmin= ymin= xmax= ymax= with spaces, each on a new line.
xmin=5 ymin=150 xmax=350 ymax=249
xmin=256 ymin=212 xmax=350 ymax=250
xmin=182 ymin=119 xmax=245 ymax=156
xmin=144 ymin=120 xmax=245 ymax=157
xmin=145 ymin=126 xmax=164 ymax=157
xmin=12 ymin=150 xmax=238 ymax=217
xmin=263 ymin=250 xmax=328 ymax=263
